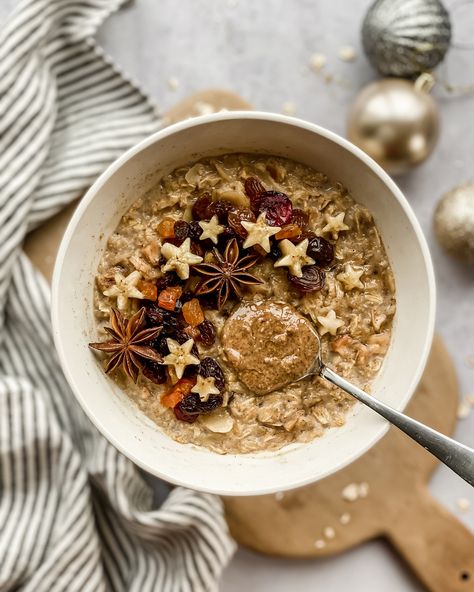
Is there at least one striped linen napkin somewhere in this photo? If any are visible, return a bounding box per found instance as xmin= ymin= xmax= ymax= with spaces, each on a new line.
xmin=0 ymin=1 xmax=235 ymax=590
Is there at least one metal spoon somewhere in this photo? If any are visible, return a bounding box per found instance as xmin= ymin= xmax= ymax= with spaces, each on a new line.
xmin=297 ymin=333 xmax=474 ymax=487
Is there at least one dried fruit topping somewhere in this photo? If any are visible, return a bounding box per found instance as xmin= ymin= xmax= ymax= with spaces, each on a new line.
xmin=142 ymin=360 xmax=167 ymax=384
xmin=288 ymin=266 xmax=326 ymax=292
xmin=145 ymin=303 xmax=179 ymax=334
xmin=157 ymin=286 xmax=182 ymax=311
xmin=182 ymin=298 xmax=205 ymax=327
xmin=183 ymin=325 xmax=201 ymax=340
xmin=244 ymin=176 xmax=266 ymax=212
xmin=157 ymin=217 xmax=176 ymax=239
xmin=275 ymin=224 xmax=302 ymax=240
xmin=173 ymin=404 xmax=198 ymax=423
xmin=193 ymin=239 xmax=263 ymax=309
xmin=197 ymin=319 xmax=216 ymax=347
xmin=137 ymin=280 xmax=158 ymax=301
xmin=259 ymin=191 xmax=293 ymax=226
xmin=188 ymin=221 xmax=203 ymax=241
xmin=228 ymin=208 xmax=256 ymax=238
xmin=192 ymin=193 xmax=212 ymax=220
xmin=173 ymin=220 xmax=190 ymax=243
xmin=176 ymin=392 xmax=223 ymax=416
xmin=161 ymin=377 xmax=196 ymax=408
xmin=207 ymin=199 xmax=235 ymax=223
xmin=291 ymin=208 xmax=309 ymax=229
xmin=268 ymin=240 xmax=282 ymax=261
xmin=199 ymin=357 xmax=225 ymax=391
xmin=189 ymin=240 xmax=205 ymax=259
xmin=306 ymin=234 xmax=334 ymax=267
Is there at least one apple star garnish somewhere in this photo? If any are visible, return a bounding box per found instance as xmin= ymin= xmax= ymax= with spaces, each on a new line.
xmin=274 ymin=238 xmax=315 ymax=277
xmin=162 ymin=338 xmax=200 ymax=379
xmin=337 ymin=264 xmax=364 ymax=290
xmin=161 ymin=237 xmax=203 ymax=280
xmin=103 ymin=270 xmax=144 ymax=310
xmin=322 ymin=212 xmax=349 ymax=240
xmin=191 ymin=374 xmax=220 ymax=402
xmin=317 ymin=309 xmax=345 ymax=336
xmin=198 ymin=215 xmax=225 ymax=244
xmin=241 ymin=212 xmax=281 ymax=253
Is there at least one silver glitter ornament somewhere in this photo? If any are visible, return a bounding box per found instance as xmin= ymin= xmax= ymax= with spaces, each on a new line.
xmin=362 ymin=0 xmax=452 ymax=77
xmin=434 ymin=183 xmax=474 ymax=264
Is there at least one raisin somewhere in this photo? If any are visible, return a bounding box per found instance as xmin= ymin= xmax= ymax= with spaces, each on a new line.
xmin=306 ymin=234 xmax=334 ymax=267
xmin=174 ymin=404 xmax=198 ymax=423
xmin=291 ymin=208 xmax=309 ymax=229
xmin=199 ymin=357 xmax=225 ymax=391
xmin=190 ymin=240 xmax=205 ymax=259
xmin=228 ymin=208 xmax=256 ymax=238
xmin=197 ymin=319 xmax=216 ymax=346
xmin=142 ymin=361 xmax=167 ymax=384
xmin=244 ymin=177 xmax=266 ymax=212
xmin=259 ymin=191 xmax=293 ymax=226
xmin=207 ymin=199 xmax=235 ymax=223
xmin=288 ymin=266 xmax=326 ymax=292
xmin=145 ymin=303 xmax=179 ymax=334
xmin=174 ymin=220 xmax=190 ymax=243
xmin=192 ymin=193 xmax=212 ymax=220
xmin=177 ymin=392 xmax=223 ymax=415
xmin=268 ymin=239 xmax=282 ymax=261
xmin=188 ymin=221 xmax=203 ymax=241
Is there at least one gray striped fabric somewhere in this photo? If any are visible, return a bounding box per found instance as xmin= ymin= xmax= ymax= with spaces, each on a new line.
xmin=0 ymin=1 xmax=235 ymax=590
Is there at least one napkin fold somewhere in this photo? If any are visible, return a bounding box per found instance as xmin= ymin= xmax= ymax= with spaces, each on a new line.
xmin=0 ymin=1 xmax=235 ymax=590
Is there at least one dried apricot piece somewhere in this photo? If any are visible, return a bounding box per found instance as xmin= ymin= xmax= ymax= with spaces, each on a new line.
xmin=158 ymin=286 xmax=183 ymax=311
xmin=157 ymin=217 xmax=176 ymax=239
xmin=275 ymin=224 xmax=302 ymax=240
xmin=161 ymin=377 xmax=196 ymax=408
xmin=182 ymin=298 xmax=205 ymax=327
xmin=137 ymin=280 xmax=158 ymax=301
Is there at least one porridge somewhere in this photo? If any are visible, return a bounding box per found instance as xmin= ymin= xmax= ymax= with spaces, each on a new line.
xmin=90 ymin=154 xmax=396 ymax=454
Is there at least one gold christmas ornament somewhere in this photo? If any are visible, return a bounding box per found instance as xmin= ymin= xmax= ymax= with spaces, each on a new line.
xmin=434 ymin=183 xmax=474 ymax=264
xmin=347 ymin=77 xmax=439 ymax=175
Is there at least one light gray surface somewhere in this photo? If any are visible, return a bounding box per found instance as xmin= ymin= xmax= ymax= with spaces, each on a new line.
xmin=2 ymin=0 xmax=473 ymax=590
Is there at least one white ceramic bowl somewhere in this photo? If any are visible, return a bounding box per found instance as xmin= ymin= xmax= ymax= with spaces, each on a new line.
xmin=52 ymin=112 xmax=435 ymax=496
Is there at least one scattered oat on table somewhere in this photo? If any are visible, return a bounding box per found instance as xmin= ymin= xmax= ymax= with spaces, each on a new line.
xmin=342 ymin=482 xmax=369 ymax=502
xmin=274 ymin=491 xmax=285 ymax=501
xmin=457 ymin=398 xmax=472 ymax=420
xmin=167 ymin=77 xmax=179 ymax=91
xmin=309 ymin=52 xmax=327 ymax=72
xmin=193 ymin=101 xmax=215 ymax=116
xmin=359 ymin=482 xmax=369 ymax=498
xmin=323 ymin=526 xmax=335 ymax=539
xmin=338 ymin=45 xmax=357 ymax=62
xmin=314 ymin=539 xmax=326 ymax=549
xmin=457 ymin=498 xmax=471 ymax=512
xmin=340 ymin=512 xmax=351 ymax=525
xmin=281 ymin=101 xmax=296 ymax=116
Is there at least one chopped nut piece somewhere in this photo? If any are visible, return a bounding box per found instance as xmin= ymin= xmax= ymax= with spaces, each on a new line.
xmin=142 ymin=240 xmax=160 ymax=264
xmin=242 ymin=212 xmax=281 ymax=253
xmin=322 ymin=212 xmax=349 ymax=239
xmin=199 ymin=409 xmax=234 ymax=433
xmin=274 ymin=239 xmax=315 ymax=278
xmin=317 ymin=310 xmax=344 ymax=336
xmin=336 ymin=264 xmax=364 ymax=291
xmin=162 ymin=338 xmax=200 ymax=379
xmin=161 ymin=238 xmax=203 ymax=279
xmin=191 ymin=375 xmax=220 ymax=402
xmin=103 ymin=270 xmax=144 ymax=310
xmin=198 ymin=215 xmax=225 ymax=244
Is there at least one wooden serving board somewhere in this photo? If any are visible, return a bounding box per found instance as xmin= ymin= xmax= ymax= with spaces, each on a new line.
xmin=24 ymin=89 xmax=474 ymax=592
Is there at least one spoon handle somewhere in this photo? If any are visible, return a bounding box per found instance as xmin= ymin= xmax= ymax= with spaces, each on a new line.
xmin=321 ymin=365 xmax=474 ymax=487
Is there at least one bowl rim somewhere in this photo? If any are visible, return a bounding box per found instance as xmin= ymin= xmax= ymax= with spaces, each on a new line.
xmin=51 ymin=111 xmax=436 ymax=494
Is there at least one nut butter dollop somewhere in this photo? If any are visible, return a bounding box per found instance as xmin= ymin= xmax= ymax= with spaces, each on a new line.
xmin=222 ymin=300 xmax=318 ymax=395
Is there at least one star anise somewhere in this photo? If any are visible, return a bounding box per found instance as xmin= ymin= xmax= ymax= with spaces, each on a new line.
xmin=193 ymin=238 xmax=263 ymax=309
xmin=89 ymin=307 xmax=163 ymax=382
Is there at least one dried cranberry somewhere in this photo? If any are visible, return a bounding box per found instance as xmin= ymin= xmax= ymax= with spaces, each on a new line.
xmin=142 ymin=361 xmax=167 ymax=384
xmin=306 ymin=234 xmax=334 ymax=267
xmin=291 ymin=208 xmax=309 ymax=229
xmin=197 ymin=319 xmax=216 ymax=346
xmin=192 ymin=193 xmax=212 ymax=220
xmin=244 ymin=177 xmax=266 ymax=212
xmin=188 ymin=221 xmax=203 ymax=241
xmin=288 ymin=266 xmax=326 ymax=292
xmin=228 ymin=208 xmax=256 ymax=238
xmin=178 ymin=392 xmax=223 ymax=415
xmin=174 ymin=403 xmax=198 ymax=423
xmin=207 ymin=199 xmax=235 ymax=223
xmin=259 ymin=191 xmax=293 ymax=226
xmin=199 ymin=357 xmax=225 ymax=391
xmin=174 ymin=220 xmax=190 ymax=243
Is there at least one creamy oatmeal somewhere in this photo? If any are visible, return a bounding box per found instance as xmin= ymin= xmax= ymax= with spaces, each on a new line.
xmin=90 ymin=154 xmax=396 ymax=454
